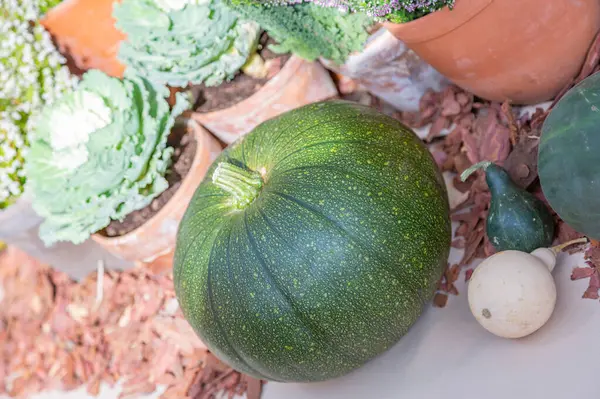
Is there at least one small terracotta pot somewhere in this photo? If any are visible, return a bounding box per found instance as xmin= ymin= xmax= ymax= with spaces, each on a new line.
xmin=91 ymin=120 xmax=222 ymax=269
xmin=191 ymin=56 xmax=339 ymax=144
xmin=384 ymin=0 xmax=600 ymax=104
xmin=40 ymin=0 xmax=126 ymax=77
xmin=0 ymin=194 xmax=133 ymax=281
xmin=320 ymin=28 xmax=448 ymax=112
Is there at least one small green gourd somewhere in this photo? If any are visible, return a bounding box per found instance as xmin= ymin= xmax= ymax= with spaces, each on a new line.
xmin=460 ymin=161 xmax=555 ymax=253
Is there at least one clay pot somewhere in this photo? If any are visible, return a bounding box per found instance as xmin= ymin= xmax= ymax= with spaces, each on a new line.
xmin=320 ymin=28 xmax=448 ymax=112
xmin=384 ymin=0 xmax=600 ymax=104
xmin=40 ymin=0 xmax=126 ymax=77
xmin=91 ymin=120 xmax=222 ymax=271
xmin=0 ymin=194 xmax=133 ymax=281
xmin=191 ymin=56 xmax=339 ymax=144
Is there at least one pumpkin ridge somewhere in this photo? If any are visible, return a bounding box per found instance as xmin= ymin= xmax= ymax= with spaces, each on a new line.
xmin=224 ymin=217 xmax=307 ymax=381
xmin=270 ymin=114 xmax=369 ymax=161
xmin=174 ymin=208 xmax=225 ymax=295
xmin=255 ymin=206 xmax=328 ymax=282
xmin=257 ymin=101 xmax=357 ymax=157
xmin=205 ymin=224 xmax=275 ymax=381
xmin=187 ymin=197 xmax=229 ymax=219
xmin=243 ymin=213 xmax=363 ymax=372
xmin=269 ymin=190 xmax=403 ymax=281
xmin=271 ymin=163 xmax=422 ymax=207
xmin=273 ymin=138 xmax=383 ymax=171
xmin=173 ymin=201 xmax=231 ymax=290
xmin=252 ymin=206 xmax=367 ymax=366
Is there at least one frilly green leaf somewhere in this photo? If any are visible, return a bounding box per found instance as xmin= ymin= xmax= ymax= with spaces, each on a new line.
xmin=224 ymin=1 xmax=372 ymax=64
xmin=26 ymin=70 xmax=189 ymax=246
xmin=113 ymin=0 xmax=261 ymax=88
xmin=228 ymin=0 xmax=454 ymax=22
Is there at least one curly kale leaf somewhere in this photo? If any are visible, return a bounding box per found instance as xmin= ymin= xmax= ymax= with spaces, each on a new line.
xmin=228 ymin=0 xmax=454 ymax=22
xmin=26 ymin=70 xmax=188 ymax=245
xmin=113 ymin=0 xmax=261 ymax=88
xmin=225 ymin=1 xmax=372 ymax=64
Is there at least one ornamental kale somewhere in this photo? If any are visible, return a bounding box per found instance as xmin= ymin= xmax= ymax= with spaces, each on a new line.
xmin=26 ymin=70 xmax=188 ymax=245
xmin=233 ymin=0 xmax=454 ymax=22
xmin=0 ymin=0 xmax=77 ymax=209
xmin=224 ymin=1 xmax=372 ymax=64
xmin=113 ymin=0 xmax=261 ymax=88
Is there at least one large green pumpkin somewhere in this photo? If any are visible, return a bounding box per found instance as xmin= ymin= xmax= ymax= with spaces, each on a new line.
xmin=174 ymin=100 xmax=451 ymax=382
xmin=539 ymin=73 xmax=600 ymax=239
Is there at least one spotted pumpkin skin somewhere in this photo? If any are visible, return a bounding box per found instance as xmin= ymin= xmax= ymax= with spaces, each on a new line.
xmin=173 ymin=100 xmax=451 ymax=382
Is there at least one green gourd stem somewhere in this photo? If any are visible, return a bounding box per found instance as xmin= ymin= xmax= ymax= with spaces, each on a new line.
xmin=460 ymin=160 xmax=492 ymax=182
xmin=212 ymin=162 xmax=264 ymax=209
xmin=550 ymin=237 xmax=589 ymax=254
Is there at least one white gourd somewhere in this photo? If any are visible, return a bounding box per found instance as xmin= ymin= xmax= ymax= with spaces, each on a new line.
xmin=467 ymin=238 xmax=588 ymax=339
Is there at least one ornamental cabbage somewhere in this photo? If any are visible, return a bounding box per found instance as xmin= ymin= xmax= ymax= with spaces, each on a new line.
xmin=26 ymin=70 xmax=189 ymax=246
xmin=113 ymin=0 xmax=261 ymax=88
xmin=0 ymin=0 xmax=77 ymax=209
xmin=224 ymin=1 xmax=372 ymax=65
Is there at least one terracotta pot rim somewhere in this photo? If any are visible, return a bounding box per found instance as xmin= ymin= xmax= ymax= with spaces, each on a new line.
xmin=383 ymin=0 xmax=494 ymax=44
xmin=191 ymin=55 xmax=305 ymax=120
xmin=91 ymin=118 xmax=208 ymax=254
xmin=40 ymin=0 xmax=127 ymax=78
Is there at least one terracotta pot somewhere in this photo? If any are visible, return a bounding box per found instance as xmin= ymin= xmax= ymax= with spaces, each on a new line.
xmin=0 ymin=194 xmax=133 ymax=281
xmin=384 ymin=0 xmax=600 ymax=105
xmin=40 ymin=0 xmax=126 ymax=77
xmin=320 ymin=28 xmax=448 ymax=112
xmin=191 ymin=56 xmax=339 ymax=144
xmin=91 ymin=120 xmax=222 ymax=270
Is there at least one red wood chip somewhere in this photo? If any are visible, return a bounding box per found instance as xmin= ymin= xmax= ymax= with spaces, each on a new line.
xmin=0 ymin=247 xmax=261 ymax=398
xmin=433 ymin=293 xmax=449 ymax=308
xmin=515 ymin=164 xmax=530 ymax=179
xmin=582 ymin=270 xmax=600 ymax=300
xmin=571 ymin=267 xmax=596 ymax=281
xmin=243 ymin=376 xmax=264 ymax=399
xmin=464 ymin=269 xmax=474 ymax=282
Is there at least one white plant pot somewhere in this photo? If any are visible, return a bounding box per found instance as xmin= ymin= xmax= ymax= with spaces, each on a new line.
xmin=321 ymin=28 xmax=449 ymax=112
xmin=0 ymin=193 xmax=133 ymax=281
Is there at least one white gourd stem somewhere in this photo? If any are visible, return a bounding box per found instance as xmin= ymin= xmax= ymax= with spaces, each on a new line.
xmin=460 ymin=160 xmax=492 ymax=182
xmin=549 ymin=237 xmax=589 ymax=255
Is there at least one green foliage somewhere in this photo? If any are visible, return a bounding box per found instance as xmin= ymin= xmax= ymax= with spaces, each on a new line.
xmin=224 ymin=1 xmax=372 ymax=64
xmin=227 ymin=0 xmax=453 ymax=22
xmin=0 ymin=121 xmax=26 ymax=210
xmin=113 ymin=0 xmax=261 ymax=88
xmin=0 ymin=0 xmax=77 ymax=209
xmin=38 ymin=0 xmax=63 ymax=14
xmin=26 ymin=70 xmax=188 ymax=245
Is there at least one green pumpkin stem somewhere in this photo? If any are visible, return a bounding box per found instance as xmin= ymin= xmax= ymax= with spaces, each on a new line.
xmin=460 ymin=160 xmax=493 ymax=182
xmin=212 ymin=162 xmax=264 ymax=209
xmin=549 ymin=237 xmax=589 ymax=254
